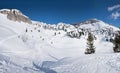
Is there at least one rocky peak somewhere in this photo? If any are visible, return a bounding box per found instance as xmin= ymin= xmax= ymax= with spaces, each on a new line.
xmin=0 ymin=9 xmax=32 ymax=24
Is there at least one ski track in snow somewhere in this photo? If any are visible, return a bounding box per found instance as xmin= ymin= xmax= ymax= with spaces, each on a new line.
xmin=0 ymin=25 xmax=17 ymax=34
xmin=33 ymin=62 xmax=57 ymax=73
xmin=0 ymin=35 xmax=18 ymax=46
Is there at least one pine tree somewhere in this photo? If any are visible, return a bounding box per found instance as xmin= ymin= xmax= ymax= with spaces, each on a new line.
xmin=58 ymin=32 xmax=60 ymax=34
xmin=113 ymin=29 xmax=120 ymax=52
xmin=85 ymin=32 xmax=95 ymax=54
xmin=38 ymin=30 xmax=40 ymax=32
xmin=25 ymin=28 xmax=28 ymax=32
xmin=54 ymin=32 xmax=57 ymax=36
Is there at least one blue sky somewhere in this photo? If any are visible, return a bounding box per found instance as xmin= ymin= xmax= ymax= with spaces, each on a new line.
xmin=0 ymin=0 xmax=120 ymax=27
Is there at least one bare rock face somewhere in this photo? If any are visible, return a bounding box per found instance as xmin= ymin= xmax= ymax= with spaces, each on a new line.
xmin=0 ymin=9 xmax=32 ymax=24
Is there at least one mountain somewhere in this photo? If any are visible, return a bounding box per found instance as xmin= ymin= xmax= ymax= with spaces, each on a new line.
xmin=0 ymin=9 xmax=32 ymax=24
xmin=73 ymin=18 xmax=118 ymax=33
xmin=0 ymin=9 xmax=120 ymax=73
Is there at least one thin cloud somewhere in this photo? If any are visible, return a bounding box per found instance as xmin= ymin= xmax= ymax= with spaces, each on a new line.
xmin=111 ymin=12 xmax=120 ymax=19
xmin=108 ymin=4 xmax=120 ymax=20
xmin=108 ymin=4 xmax=120 ymax=11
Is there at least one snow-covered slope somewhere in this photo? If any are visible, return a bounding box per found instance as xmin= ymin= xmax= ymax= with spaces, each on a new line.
xmin=0 ymin=9 xmax=120 ymax=73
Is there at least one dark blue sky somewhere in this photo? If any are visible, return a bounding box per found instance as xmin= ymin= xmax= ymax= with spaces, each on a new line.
xmin=0 ymin=0 xmax=120 ymax=27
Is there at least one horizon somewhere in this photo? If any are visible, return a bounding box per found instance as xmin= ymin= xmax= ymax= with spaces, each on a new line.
xmin=0 ymin=0 xmax=120 ymax=27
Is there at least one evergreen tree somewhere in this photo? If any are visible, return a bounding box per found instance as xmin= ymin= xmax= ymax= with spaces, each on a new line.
xmin=113 ymin=29 xmax=120 ymax=52
xmin=54 ymin=32 xmax=57 ymax=36
xmin=38 ymin=30 xmax=40 ymax=32
xmin=25 ymin=28 xmax=28 ymax=32
xmin=85 ymin=32 xmax=95 ymax=54
xmin=58 ymin=32 xmax=61 ymax=34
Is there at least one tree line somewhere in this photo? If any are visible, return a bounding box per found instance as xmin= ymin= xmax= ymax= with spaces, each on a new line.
xmin=85 ymin=29 xmax=120 ymax=54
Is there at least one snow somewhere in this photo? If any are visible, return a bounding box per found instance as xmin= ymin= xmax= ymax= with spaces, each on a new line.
xmin=79 ymin=20 xmax=118 ymax=32
xmin=52 ymin=54 xmax=120 ymax=73
xmin=0 ymin=10 xmax=120 ymax=73
xmin=0 ymin=9 xmax=11 ymax=12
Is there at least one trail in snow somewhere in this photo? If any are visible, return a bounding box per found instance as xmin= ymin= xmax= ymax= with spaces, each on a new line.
xmin=0 ymin=25 xmax=17 ymax=34
xmin=0 ymin=35 xmax=18 ymax=46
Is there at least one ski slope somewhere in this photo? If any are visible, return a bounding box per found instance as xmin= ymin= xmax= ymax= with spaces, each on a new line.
xmin=0 ymin=9 xmax=120 ymax=73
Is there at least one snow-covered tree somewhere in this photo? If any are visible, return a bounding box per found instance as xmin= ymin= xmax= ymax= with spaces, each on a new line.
xmin=67 ymin=30 xmax=84 ymax=39
xmin=113 ymin=29 xmax=120 ymax=52
xmin=85 ymin=32 xmax=95 ymax=54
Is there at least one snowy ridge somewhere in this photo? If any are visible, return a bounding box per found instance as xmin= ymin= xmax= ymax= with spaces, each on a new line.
xmin=0 ymin=9 xmax=120 ymax=73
